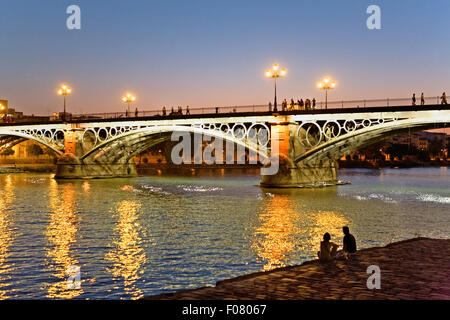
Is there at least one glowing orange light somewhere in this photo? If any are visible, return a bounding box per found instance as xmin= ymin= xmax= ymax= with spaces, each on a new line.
xmin=122 ymin=93 xmax=136 ymax=103
xmin=57 ymin=84 xmax=71 ymax=96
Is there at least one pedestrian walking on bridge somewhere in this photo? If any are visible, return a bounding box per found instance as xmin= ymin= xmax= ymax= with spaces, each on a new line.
xmin=441 ymin=92 xmax=448 ymax=105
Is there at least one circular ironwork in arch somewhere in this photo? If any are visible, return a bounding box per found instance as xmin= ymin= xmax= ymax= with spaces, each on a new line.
xmin=247 ymin=123 xmax=270 ymax=147
xmin=43 ymin=130 xmax=54 ymax=142
xmin=97 ymin=128 xmax=109 ymax=142
xmin=296 ymin=121 xmax=323 ymax=148
xmin=232 ymin=123 xmax=247 ymax=140
xmin=362 ymin=119 xmax=372 ymax=128
xmin=209 ymin=123 xmax=219 ymax=130
xmin=82 ymin=129 xmax=97 ymax=150
xmin=219 ymin=123 xmax=230 ymax=134
xmin=343 ymin=120 xmax=357 ymax=133
xmin=109 ymin=127 xmax=118 ymax=137
xmin=54 ymin=130 xmax=65 ymax=146
xmin=322 ymin=121 xmax=341 ymax=140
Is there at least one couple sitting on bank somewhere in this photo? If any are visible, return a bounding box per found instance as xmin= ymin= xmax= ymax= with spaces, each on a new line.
xmin=318 ymin=226 xmax=357 ymax=262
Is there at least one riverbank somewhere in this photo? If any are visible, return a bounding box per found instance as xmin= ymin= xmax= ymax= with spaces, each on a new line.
xmin=338 ymin=159 xmax=449 ymax=169
xmin=145 ymin=238 xmax=450 ymax=300
xmin=0 ymin=164 xmax=55 ymax=173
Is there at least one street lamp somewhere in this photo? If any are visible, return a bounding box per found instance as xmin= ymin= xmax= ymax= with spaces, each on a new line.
xmin=0 ymin=104 xmax=4 ymax=121
xmin=57 ymin=84 xmax=72 ymax=121
xmin=265 ymin=64 xmax=287 ymax=112
xmin=122 ymin=93 xmax=136 ymax=116
xmin=317 ymin=77 xmax=336 ymax=109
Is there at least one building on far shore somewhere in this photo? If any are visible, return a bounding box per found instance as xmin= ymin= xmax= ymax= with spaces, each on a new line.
xmin=1 ymin=99 xmax=51 ymax=123
xmin=341 ymin=130 xmax=449 ymax=163
xmin=0 ymin=140 xmax=57 ymax=164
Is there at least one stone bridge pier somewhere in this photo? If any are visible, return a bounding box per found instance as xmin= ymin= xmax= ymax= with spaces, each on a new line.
xmin=54 ymin=129 xmax=137 ymax=179
xmin=260 ymin=122 xmax=339 ymax=188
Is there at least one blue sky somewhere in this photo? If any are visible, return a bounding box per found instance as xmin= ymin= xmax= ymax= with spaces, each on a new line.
xmin=0 ymin=0 xmax=449 ymax=115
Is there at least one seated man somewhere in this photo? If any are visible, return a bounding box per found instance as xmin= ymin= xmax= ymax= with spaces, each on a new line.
xmin=317 ymin=233 xmax=339 ymax=262
xmin=342 ymin=226 xmax=357 ymax=255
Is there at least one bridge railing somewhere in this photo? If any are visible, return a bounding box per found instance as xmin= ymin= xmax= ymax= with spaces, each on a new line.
xmin=70 ymin=96 xmax=444 ymax=120
xmin=313 ymin=96 xmax=443 ymax=110
xmin=3 ymin=96 xmax=447 ymax=124
xmin=69 ymin=104 xmax=271 ymax=121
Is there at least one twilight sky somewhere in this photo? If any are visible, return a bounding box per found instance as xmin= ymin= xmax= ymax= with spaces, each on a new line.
xmin=0 ymin=0 xmax=449 ymax=115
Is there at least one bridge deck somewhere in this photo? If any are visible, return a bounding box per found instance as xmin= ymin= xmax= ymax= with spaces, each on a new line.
xmin=1 ymin=104 xmax=449 ymax=127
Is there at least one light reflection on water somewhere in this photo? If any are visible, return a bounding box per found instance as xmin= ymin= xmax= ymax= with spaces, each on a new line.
xmin=0 ymin=167 xmax=448 ymax=299
xmin=105 ymin=200 xmax=146 ymax=300
xmin=0 ymin=175 xmax=15 ymax=299
xmin=45 ymin=181 xmax=82 ymax=299
xmin=253 ymin=195 xmax=299 ymax=271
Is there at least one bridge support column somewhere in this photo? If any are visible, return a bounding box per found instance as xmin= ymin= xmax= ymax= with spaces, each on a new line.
xmin=260 ymin=123 xmax=339 ymax=188
xmin=55 ymin=156 xmax=137 ymax=179
xmin=54 ymin=129 xmax=137 ymax=179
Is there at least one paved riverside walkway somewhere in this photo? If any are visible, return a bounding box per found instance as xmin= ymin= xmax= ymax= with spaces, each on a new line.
xmin=146 ymin=238 xmax=450 ymax=300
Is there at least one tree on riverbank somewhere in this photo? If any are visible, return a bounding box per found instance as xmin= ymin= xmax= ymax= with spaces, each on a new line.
xmin=0 ymin=148 xmax=15 ymax=156
xmin=385 ymin=143 xmax=430 ymax=161
xmin=27 ymin=144 xmax=44 ymax=156
xmin=429 ymin=138 xmax=443 ymax=157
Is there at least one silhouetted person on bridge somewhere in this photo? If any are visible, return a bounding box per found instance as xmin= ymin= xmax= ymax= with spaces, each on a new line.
xmin=268 ymin=101 xmax=272 ymax=112
xmin=299 ymin=99 xmax=304 ymax=110
xmin=412 ymin=93 xmax=416 ymax=106
xmin=162 ymin=106 xmax=167 ymax=116
xmin=312 ymin=98 xmax=316 ymax=109
xmin=186 ymin=105 xmax=190 ymax=115
xmin=305 ymin=98 xmax=311 ymax=110
xmin=442 ymin=92 xmax=448 ymax=105
xmin=135 ymin=107 xmax=138 ymax=117
xmin=421 ymin=93 xmax=425 ymax=106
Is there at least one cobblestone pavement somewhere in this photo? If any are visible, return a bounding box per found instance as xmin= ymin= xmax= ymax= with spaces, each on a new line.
xmin=145 ymin=238 xmax=450 ymax=300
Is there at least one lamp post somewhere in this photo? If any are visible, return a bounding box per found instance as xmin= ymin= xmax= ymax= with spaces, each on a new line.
xmin=57 ymin=84 xmax=72 ymax=121
xmin=122 ymin=93 xmax=136 ymax=116
xmin=317 ymin=77 xmax=336 ymax=110
xmin=265 ymin=64 xmax=287 ymax=112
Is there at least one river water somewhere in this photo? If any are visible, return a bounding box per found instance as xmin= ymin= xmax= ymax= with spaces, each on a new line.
xmin=0 ymin=167 xmax=448 ymax=299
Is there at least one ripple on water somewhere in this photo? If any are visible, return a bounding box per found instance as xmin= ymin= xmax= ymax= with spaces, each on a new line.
xmin=416 ymin=194 xmax=450 ymax=204
xmin=351 ymin=193 xmax=397 ymax=204
xmin=177 ymin=185 xmax=223 ymax=192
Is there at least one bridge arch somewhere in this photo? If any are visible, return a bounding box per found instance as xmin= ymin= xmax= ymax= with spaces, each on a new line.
xmin=0 ymin=130 xmax=64 ymax=155
xmin=80 ymin=125 xmax=270 ymax=164
xmin=294 ymin=118 xmax=450 ymax=164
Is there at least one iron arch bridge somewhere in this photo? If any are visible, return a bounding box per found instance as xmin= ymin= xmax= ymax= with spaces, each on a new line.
xmin=1 ymin=104 xmax=449 ymax=187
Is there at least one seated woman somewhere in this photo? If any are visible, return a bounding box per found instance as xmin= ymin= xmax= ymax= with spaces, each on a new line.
xmin=317 ymin=233 xmax=339 ymax=262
